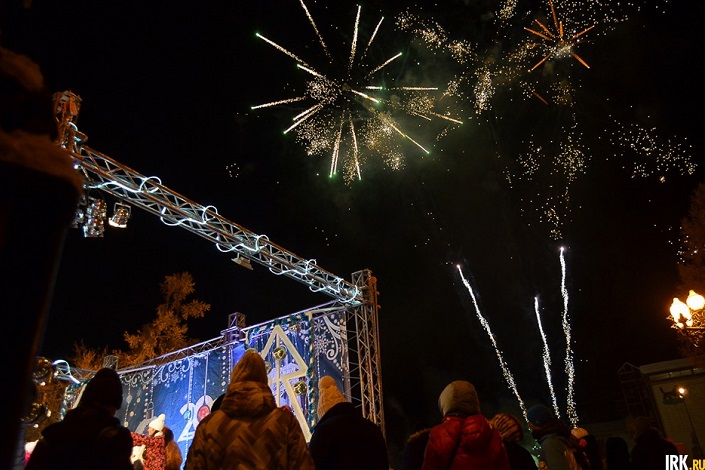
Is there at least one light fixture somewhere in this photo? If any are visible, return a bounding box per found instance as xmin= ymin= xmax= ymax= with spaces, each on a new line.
xmin=22 ymin=401 xmax=50 ymax=427
xmin=686 ymin=290 xmax=705 ymax=311
xmin=108 ymin=202 xmax=131 ymax=228
xmin=669 ymin=290 xmax=705 ymax=331
xmin=32 ymin=357 xmax=54 ymax=386
xmin=82 ymin=197 xmax=106 ymax=237
xmin=232 ymin=255 xmax=253 ymax=270
xmin=69 ymin=194 xmax=87 ymax=229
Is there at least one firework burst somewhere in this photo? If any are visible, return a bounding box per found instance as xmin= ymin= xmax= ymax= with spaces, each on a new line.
xmin=524 ymin=0 xmax=595 ymax=71
xmin=253 ymin=2 xmax=462 ymax=185
xmin=607 ymin=118 xmax=697 ymax=181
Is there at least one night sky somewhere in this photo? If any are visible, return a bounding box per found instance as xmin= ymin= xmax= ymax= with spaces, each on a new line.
xmin=3 ymin=0 xmax=703 ymax=459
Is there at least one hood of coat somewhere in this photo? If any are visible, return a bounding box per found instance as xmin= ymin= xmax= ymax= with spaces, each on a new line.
xmin=220 ymin=351 xmax=276 ymax=418
xmin=438 ymin=380 xmax=480 ymax=418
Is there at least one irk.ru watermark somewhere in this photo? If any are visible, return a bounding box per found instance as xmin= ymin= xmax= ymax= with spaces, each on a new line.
xmin=666 ymin=455 xmax=705 ymax=470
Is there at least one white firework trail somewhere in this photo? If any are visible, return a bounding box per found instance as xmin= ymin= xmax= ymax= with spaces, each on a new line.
xmin=298 ymin=0 xmax=330 ymax=59
xmin=559 ymin=247 xmax=578 ymax=427
xmin=534 ymin=296 xmax=560 ymax=419
xmin=457 ymin=265 xmax=528 ymax=421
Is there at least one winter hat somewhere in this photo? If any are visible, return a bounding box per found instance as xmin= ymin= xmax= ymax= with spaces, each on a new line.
xmin=149 ymin=413 xmax=166 ymax=432
xmin=230 ymin=349 xmax=269 ymax=385
xmin=527 ymin=404 xmax=554 ymax=427
xmin=317 ymin=376 xmax=346 ymax=419
xmin=80 ymin=368 xmax=123 ymax=410
xmin=490 ymin=413 xmax=524 ymax=442
xmin=438 ymin=380 xmax=480 ymax=418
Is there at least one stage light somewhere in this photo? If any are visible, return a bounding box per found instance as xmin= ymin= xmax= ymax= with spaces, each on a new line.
xmin=108 ymin=202 xmax=131 ymax=228
xmin=23 ymin=402 xmax=50 ymax=427
xmin=232 ymin=255 xmax=253 ymax=270
xmin=70 ymin=207 xmax=85 ymax=229
xmin=82 ymin=197 xmax=106 ymax=237
xmin=32 ymin=357 xmax=54 ymax=385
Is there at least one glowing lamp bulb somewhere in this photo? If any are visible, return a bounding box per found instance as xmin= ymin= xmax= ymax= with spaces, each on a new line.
xmin=686 ymin=290 xmax=705 ymax=311
xmin=670 ymin=298 xmax=690 ymax=323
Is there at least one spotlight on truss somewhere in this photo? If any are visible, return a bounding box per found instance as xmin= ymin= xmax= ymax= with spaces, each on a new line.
xmin=108 ymin=202 xmax=131 ymax=228
xmin=232 ymin=255 xmax=253 ymax=270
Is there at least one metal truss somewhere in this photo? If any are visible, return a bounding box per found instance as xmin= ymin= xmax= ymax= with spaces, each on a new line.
xmin=51 ymin=90 xmax=385 ymax=432
xmin=53 ymin=91 xmax=361 ymax=304
xmin=348 ymin=270 xmax=385 ymax=433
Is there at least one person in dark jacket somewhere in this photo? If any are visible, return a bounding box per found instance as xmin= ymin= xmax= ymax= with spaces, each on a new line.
xmin=572 ymin=427 xmax=602 ymax=470
xmin=490 ymin=413 xmax=537 ymax=469
xmin=604 ymin=436 xmax=631 ymax=470
xmin=184 ymin=350 xmax=314 ymax=470
xmin=25 ymin=368 xmax=134 ymax=470
xmin=527 ymin=404 xmax=586 ymax=470
xmin=400 ymin=425 xmax=432 ymax=470
xmin=630 ymin=416 xmax=679 ymax=470
xmin=308 ymin=375 xmax=389 ymax=470
xmin=423 ymin=380 xmax=510 ymax=469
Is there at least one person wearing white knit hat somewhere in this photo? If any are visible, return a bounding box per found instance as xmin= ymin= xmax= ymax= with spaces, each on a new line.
xmin=131 ymin=413 xmax=167 ymax=470
xmin=309 ymin=376 xmax=389 ymax=470
xmin=148 ymin=413 xmax=166 ymax=437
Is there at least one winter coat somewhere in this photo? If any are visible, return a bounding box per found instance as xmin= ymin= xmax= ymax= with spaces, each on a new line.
xmin=130 ymin=432 xmax=166 ymax=470
xmin=531 ymin=419 xmax=580 ymax=470
xmin=25 ymin=402 xmax=134 ymax=470
xmin=184 ymin=352 xmax=314 ymax=470
xmin=422 ymin=414 xmax=511 ymax=470
xmin=308 ymin=401 xmax=389 ymax=470
xmin=401 ymin=428 xmax=432 ymax=470
xmin=630 ymin=427 xmax=679 ymax=470
xmin=504 ymin=441 xmax=538 ymax=470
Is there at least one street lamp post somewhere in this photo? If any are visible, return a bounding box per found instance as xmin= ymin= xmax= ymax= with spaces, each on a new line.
xmin=675 ymin=386 xmax=703 ymax=459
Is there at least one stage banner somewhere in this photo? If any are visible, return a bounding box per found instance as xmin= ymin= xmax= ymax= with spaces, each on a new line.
xmin=61 ymin=307 xmax=351 ymax=466
xmin=118 ymin=342 xmax=248 ymax=461
xmin=247 ymin=312 xmax=314 ymax=440
xmin=312 ymin=310 xmax=349 ymax=401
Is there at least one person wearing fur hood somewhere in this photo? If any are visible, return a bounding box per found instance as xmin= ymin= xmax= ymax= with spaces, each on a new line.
xmin=184 ymin=350 xmax=314 ymax=469
xmin=423 ymin=380 xmax=510 ymax=470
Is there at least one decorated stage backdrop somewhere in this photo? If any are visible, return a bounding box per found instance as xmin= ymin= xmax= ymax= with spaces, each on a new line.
xmin=88 ymin=308 xmax=351 ymax=464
